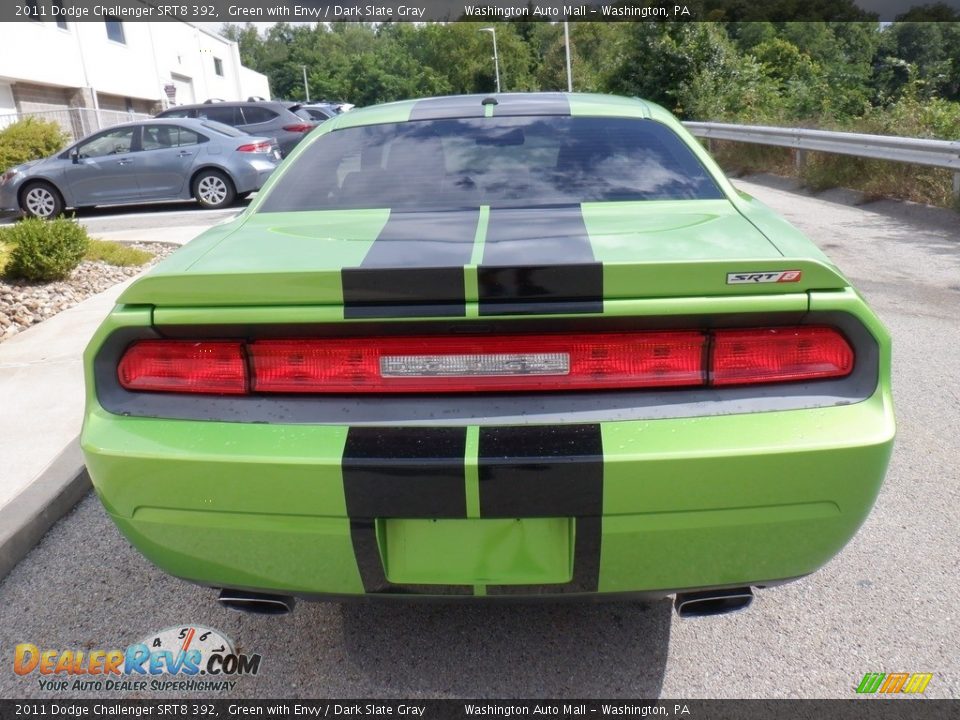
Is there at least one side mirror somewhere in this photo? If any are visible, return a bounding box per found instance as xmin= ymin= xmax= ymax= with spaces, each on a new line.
xmin=70 ymin=149 xmax=80 ymax=164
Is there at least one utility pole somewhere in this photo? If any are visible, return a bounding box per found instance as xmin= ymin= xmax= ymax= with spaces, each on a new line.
xmin=302 ymin=65 xmax=310 ymax=102
xmin=563 ymin=21 xmax=573 ymax=92
xmin=480 ymin=27 xmax=501 ymax=93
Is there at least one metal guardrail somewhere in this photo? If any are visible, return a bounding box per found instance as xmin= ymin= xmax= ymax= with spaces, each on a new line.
xmin=683 ymin=121 xmax=960 ymax=198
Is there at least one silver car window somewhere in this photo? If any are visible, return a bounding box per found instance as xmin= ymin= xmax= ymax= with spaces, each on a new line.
xmin=141 ymin=125 xmax=176 ymax=151
xmin=176 ymin=128 xmax=201 ymax=146
xmin=141 ymin=125 xmax=202 ymax=150
xmin=76 ymin=127 xmax=136 ymax=159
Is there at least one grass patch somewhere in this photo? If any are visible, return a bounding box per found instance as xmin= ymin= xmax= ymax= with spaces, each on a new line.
xmin=85 ymin=240 xmax=152 ymax=267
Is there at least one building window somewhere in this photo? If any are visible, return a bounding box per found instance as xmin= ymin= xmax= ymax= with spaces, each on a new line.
xmin=105 ymin=18 xmax=125 ymax=44
xmin=53 ymin=0 xmax=68 ymax=28
xmin=213 ymin=58 xmax=224 ymax=77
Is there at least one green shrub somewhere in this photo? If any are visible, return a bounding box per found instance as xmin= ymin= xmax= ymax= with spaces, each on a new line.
xmin=5 ymin=217 xmax=90 ymax=281
xmin=85 ymin=239 xmax=152 ymax=267
xmin=0 ymin=240 xmax=12 ymax=273
xmin=0 ymin=117 xmax=69 ymax=172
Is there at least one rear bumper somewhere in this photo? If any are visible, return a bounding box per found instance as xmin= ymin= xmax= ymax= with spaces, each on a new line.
xmin=231 ymin=157 xmax=278 ymax=195
xmin=81 ymin=389 xmax=894 ymax=598
xmin=0 ymin=180 xmax=21 ymax=211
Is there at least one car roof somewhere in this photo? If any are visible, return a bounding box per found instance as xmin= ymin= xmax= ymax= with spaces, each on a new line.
xmin=67 ymin=117 xmax=253 ymax=146
xmin=96 ymin=117 xmax=237 ymax=129
xmin=329 ymin=92 xmax=675 ymax=131
xmin=164 ymin=100 xmax=289 ymax=111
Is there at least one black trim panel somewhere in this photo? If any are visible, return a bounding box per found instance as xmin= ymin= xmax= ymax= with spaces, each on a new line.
xmin=409 ymin=95 xmax=487 ymax=121
xmin=491 ymin=93 xmax=571 ymax=117
xmin=406 ymin=93 xmax=571 ymax=121
xmin=479 ymin=206 xmax=603 ymax=315
xmin=94 ymin=312 xmax=879 ymax=426
xmin=342 ymin=209 xmax=480 ymax=318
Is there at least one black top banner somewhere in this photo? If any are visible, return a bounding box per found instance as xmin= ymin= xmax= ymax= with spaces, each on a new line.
xmin=4 ymin=0 xmax=960 ymax=23
xmin=1 ymin=700 xmax=959 ymax=719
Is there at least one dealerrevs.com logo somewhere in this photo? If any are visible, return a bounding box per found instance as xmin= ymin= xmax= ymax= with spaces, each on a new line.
xmin=14 ymin=626 xmax=261 ymax=693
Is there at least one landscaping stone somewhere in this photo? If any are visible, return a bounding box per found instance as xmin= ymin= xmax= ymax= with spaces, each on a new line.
xmin=0 ymin=242 xmax=177 ymax=343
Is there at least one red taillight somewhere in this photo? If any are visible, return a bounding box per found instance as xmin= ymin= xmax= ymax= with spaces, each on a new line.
xmin=711 ymin=327 xmax=854 ymax=386
xmin=117 ymin=341 xmax=247 ymax=394
xmin=248 ymin=332 xmax=707 ymax=393
xmin=115 ymin=327 xmax=853 ymax=395
xmin=282 ymin=123 xmax=313 ymax=133
xmin=237 ymin=141 xmax=273 ymax=153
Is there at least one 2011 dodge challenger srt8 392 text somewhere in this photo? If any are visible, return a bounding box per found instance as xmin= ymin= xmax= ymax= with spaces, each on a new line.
xmin=81 ymin=93 xmax=894 ymax=617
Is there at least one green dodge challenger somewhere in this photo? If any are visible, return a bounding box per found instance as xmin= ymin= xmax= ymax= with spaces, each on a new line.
xmin=81 ymin=93 xmax=895 ymax=616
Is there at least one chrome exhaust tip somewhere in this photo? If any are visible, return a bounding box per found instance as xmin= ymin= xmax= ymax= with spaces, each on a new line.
xmin=674 ymin=587 xmax=754 ymax=618
xmin=218 ymin=589 xmax=295 ymax=615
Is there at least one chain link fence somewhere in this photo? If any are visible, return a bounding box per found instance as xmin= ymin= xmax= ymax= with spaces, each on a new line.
xmin=0 ymin=108 xmax=152 ymax=142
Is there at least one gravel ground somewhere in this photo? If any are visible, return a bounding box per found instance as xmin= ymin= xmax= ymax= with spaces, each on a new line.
xmin=0 ymin=242 xmax=178 ymax=342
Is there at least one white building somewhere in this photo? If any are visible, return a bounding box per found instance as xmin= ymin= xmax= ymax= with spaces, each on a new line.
xmin=0 ymin=13 xmax=270 ymax=139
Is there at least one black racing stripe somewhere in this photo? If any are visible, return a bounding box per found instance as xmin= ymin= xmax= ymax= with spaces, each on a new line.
xmin=342 ymin=427 xmax=467 ymax=519
xmin=342 ymin=209 xmax=480 ymax=319
xmin=479 ymin=424 xmax=603 ymax=595
xmin=492 ymin=93 xmax=571 ymax=117
xmin=343 ymin=427 xmax=472 ymax=595
xmin=478 ymin=206 xmax=603 ymax=316
xmin=478 ymin=425 xmax=604 ymax=517
xmin=409 ymin=95 xmax=487 ymax=120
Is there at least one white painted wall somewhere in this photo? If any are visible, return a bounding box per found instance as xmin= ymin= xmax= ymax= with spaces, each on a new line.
xmin=240 ymin=66 xmax=272 ymax=101
xmin=0 ymin=18 xmax=269 ymax=106
xmin=0 ymin=81 xmax=16 ymax=128
xmin=0 ymin=22 xmax=86 ymax=90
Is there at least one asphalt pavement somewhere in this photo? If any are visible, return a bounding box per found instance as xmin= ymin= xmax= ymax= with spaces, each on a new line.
xmin=0 ymin=177 xmax=957 ymax=699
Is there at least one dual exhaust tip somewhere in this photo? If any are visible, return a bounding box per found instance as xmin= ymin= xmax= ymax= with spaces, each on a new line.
xmin=674 ymin=587 xmax=754 ymax=618
xmin=218 ymin=589 xmax=295 ymax=615
xmin=218 ymin=586 xmax=754 ymax=618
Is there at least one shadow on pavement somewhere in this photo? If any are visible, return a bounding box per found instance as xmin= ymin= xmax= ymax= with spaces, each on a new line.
xmin=0 ymin=494 xmax=672 ymax=699
xmin=337 ymin=597 xmax=672 ymax=697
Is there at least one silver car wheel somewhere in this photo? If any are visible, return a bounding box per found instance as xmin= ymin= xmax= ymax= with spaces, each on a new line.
xmin=197 ymin=175 xmax=228 ymax=205
xmin=25 ymin=186 xmax=56 ymax=218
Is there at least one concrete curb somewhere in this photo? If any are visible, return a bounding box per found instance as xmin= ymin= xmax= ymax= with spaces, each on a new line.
xmin=0 ymin=438 xmax=89 ymax=582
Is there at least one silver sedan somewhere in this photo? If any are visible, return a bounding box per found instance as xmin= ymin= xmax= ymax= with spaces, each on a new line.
xmin=0 ymin=118 xmax=281 ymax=218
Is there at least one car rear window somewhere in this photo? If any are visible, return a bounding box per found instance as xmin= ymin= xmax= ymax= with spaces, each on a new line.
xmin=240 ymin=106 xmax=278 ymax=124
xmin=296 ymin=107 xmax=323 ymax=121
xmin=258 ymin=116 xmax=724 ymax=213
xmin=197 ymin=105 xmax=240 ymax=125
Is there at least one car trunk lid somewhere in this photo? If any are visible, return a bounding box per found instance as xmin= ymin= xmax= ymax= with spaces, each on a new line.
xmin=119 ymin=200 xmax=850 ymax=311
